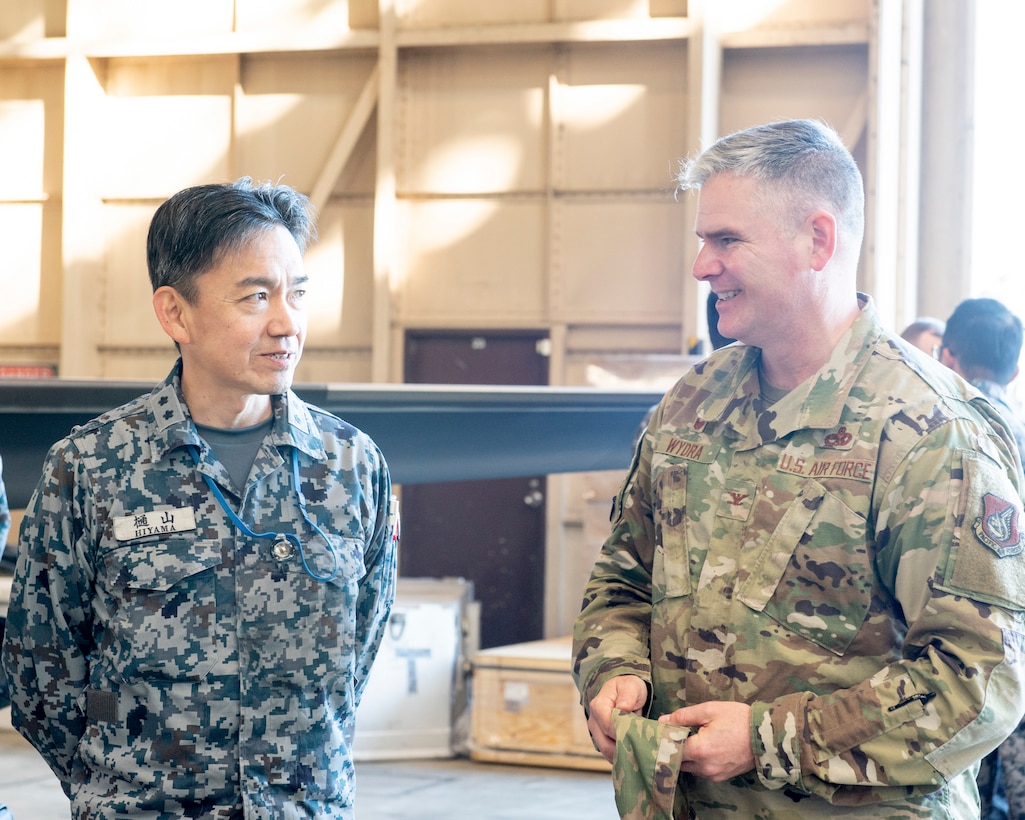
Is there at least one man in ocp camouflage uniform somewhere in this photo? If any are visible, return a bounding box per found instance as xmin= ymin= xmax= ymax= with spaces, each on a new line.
xmin=1 ymin=179 xmax=397 ymax=818
xmin=939 ymin=297 xmax=1025 ymax=819
xmin=573 ymin=119 xmax=1025 ymax=818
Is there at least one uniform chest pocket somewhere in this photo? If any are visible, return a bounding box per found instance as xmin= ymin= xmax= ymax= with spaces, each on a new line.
xmin=242 ymin=536 xmax=368 ymax=677
xmin=736 ymin=479 xmax=872 ymax=656
xmin=101 ymin=538 xmax=224 ymax=679
xmin=266 ymin=534 xmax=366 ymax=587
xmin=106 ymin=538 xmax=222 ymax=590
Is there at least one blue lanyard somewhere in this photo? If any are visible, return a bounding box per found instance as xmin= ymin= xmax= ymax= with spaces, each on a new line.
xmin=187 ymin=444 xmax=339 ymax=583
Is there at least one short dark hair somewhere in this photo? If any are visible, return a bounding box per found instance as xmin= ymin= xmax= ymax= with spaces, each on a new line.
xmin=901 ymin=317 xmax=945 ymax=343
xmin=943 ymin=298 xmax=1023 ymax=385
xmin=147 ymin=177 xmax=317 ymax=302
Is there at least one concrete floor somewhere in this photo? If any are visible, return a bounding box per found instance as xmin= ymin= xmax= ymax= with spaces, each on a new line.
xmin=0 ymin=721 xmax=618 ymax=819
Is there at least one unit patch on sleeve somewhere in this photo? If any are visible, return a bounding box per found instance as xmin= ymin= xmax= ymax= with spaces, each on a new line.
xmin=973 ymin=492 xmax=1024 ymax=558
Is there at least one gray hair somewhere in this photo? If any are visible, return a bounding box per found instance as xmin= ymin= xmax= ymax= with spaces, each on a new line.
xmin=678 ymin=119 xmax=864 ymax=256
xmin=147 ymin=177 xmax=317 ymax=302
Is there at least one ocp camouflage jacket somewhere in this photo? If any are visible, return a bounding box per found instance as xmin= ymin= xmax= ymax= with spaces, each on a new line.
xmin=574 ymin=297 xmax=1025 ymax=818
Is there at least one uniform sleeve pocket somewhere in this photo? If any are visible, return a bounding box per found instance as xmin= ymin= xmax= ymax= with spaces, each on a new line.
xmin=807 ymin=671 xmax=929 ymax=763
xmin=940 ymin=449 xmax=1025 ymax=612
xmin=652 ymin=462 xmax=691 ymax=603
xmin=737 ymin=479 xmax=871 ymax=656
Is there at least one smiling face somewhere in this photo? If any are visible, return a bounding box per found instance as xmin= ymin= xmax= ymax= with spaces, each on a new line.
xmin=153 ymin=224 xmax=308 ymax=427
xmin=691 ymin=173 xmax=813 ymax=352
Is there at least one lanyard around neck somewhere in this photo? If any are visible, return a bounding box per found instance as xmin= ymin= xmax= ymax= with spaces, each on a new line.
xmin=187 ymin=444 xmax=339 ymax=583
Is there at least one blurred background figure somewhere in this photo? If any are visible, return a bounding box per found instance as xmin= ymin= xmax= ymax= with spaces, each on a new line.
xmin=901 ymin=316 xmax=946 ymax=357
xmin=634 ymin=292 xmax=737 ymax=450
xmin=707 ymin=290 xmax=737 ymax=352
xmin=940 ymin=297 xmax=1025 ymax=464
xmin=939 ymin=296 xmax=1025 ymax=820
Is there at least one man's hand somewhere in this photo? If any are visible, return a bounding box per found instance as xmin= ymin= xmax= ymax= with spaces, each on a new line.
xmin=659 ymin=701 xmax=755 ymax=781
xmin=585 ymin=675 xmax=648 ymax=762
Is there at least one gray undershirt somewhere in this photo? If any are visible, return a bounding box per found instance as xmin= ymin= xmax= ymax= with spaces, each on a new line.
xmin=757 ymin=358 xmax=791 ymax=405
xmin=760 ymin=378 xmax=790 ymax=406
xmin=196 ymin=418 xmax=273 ymax=490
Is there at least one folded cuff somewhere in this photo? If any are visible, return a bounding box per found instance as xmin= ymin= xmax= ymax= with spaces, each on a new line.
xmin=612 ymin=708 xmax=692 ymax=819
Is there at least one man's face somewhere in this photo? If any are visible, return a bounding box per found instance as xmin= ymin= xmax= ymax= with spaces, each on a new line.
xmin=176 ymin=225 xmax=308 ymax=409
xmin=692 ymin=173 xmax=810 ymax=350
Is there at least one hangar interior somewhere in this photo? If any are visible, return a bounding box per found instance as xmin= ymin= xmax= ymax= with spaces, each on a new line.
xmin=0 ymin=1 xmax=1008 ymax=806
xmin=1 ymin=0 xmax=981 ymax=637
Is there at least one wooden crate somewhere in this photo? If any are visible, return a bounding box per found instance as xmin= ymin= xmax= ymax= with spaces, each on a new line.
xmin=470 ymin=636 xmax=610 ymax=771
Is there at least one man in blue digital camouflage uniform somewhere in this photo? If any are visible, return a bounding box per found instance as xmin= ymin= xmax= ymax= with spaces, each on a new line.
xmin=0 ymin=453 xmax=9 ymax=712
xmin=573 ymin=119 xmax=1025 ymax=818
xmin=0 ymin=454 xmax=9 ymax=550
xmin=1 ymin=178 xmax=398 ymax=818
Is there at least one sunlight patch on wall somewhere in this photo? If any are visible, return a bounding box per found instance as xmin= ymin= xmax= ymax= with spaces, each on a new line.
xmin=418 ymin=134 xmax=525 ymax=194
xmin=304 ymin=225 xmax=346 ymax=338
xmin=560 ymin=84 xmax=645 ymax=130
xmin=236 ymin=0 xmax=354 ymax=33
xmin=709 ymin=0 xmax=790 ymax=35
xmin=237 ymin=93 xmax=299 ymax=134
xmin=0 ymin=100 xmax=45 ymax=195
xmin=972 ymin=2 xmax=1025 ymax=317
xmin=0 ymin=205 xmax=44 ymax=341
xmin=972 ymin=2 xmax=1025 ymax=402
xmin=402 ymin=196 xmax=502 ymax=255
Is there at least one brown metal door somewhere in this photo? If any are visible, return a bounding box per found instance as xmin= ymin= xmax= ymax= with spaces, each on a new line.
xmin=401 ymin=330 xmax=549 ymax=649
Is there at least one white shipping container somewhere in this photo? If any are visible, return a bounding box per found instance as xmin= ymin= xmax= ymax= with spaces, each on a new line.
xmin=354 ymin=577 xmax=477 ymax=760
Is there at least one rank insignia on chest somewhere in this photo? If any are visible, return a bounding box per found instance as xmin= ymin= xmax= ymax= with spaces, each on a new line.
xmin=823 ymin=426 xmax=854 ymax=448
xmin=718 ymin=480 xmax=756 ymax=521
xmin=974 ymin=492 xmax=1024 ymax=558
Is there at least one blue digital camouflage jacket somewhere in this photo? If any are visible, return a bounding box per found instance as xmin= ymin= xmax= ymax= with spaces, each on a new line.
xmin=2 ymin=363 xmax=397 ymax=819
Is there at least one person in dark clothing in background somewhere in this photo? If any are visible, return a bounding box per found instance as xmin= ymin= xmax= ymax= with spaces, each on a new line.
xmin=940 ymin=297 xmax=1025 ymax=820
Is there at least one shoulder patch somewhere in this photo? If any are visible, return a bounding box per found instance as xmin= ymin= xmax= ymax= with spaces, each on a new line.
xmin=973 ymin=493 xmax=1024 ymax=558
xmin=939 ymin=451 xmax=1025 ymax=612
